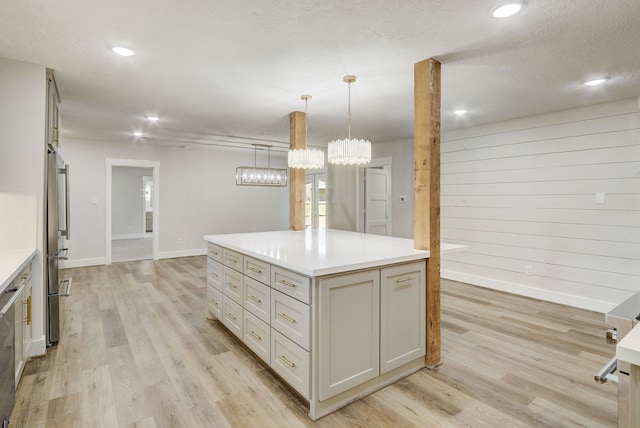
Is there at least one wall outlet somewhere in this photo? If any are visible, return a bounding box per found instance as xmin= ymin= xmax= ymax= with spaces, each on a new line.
xmin=525 ymin=265 xmax=533 ymax=276
xmin=595 ymin=193 xmax=606 ymax=204
xmin=90 ymin=197 xmax=98 ymax=205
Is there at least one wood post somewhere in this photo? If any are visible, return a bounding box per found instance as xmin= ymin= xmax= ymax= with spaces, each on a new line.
xmin=414 ymin=58 xmax=442 ymax=368
xmin=289 ymin=111 xmax=306 ymax=230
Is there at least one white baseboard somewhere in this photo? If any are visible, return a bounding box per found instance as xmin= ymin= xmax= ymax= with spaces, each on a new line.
xmin=159 ymin=248 xmax=207 ymax=259
xmin=441 ymin=269 xmax=616 ymax=313
xmin=60 ymin=257 xmax=106 ymax=269
xmin=112 ymin=233 xmax=147 ymax=240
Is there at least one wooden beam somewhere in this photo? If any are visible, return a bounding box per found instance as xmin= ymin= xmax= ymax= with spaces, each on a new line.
xmin=414 ymin=58 xmax=441 ymax=368
xmin=289 ymin=111 xmax=306 ymax=230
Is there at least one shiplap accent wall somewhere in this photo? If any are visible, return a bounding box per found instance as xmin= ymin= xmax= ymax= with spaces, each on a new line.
xmin=441 ymin=98 xmax=640 ymax=313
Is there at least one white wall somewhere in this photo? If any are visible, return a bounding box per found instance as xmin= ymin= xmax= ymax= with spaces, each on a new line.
xmin=61 ymin=138 xmax=289 ymax=266
xmin=372 ymin=140 xmax=415 ymax=238
xmin=440 ymin=98 xmax=640 ymax=312
xmin=112 ymin=166 xmax=151 ymax=237
xmin=0 ymin=193 xmax=37 ymax=250
xmin=0 ymin=58 xmax=47 ymax=354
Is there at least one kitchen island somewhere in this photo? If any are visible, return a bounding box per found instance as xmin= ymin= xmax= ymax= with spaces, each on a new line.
xmin=204 ymin=229 xmax=465 ymax=420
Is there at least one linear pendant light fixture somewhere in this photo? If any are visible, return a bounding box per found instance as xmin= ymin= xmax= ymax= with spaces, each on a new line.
xmin=236 ymin=144 xmax=288 ymax=186
xmin=288 ymin=95 xmax=325 ymax=169
xmin=328 ymin=75 xmax=371 ymax=165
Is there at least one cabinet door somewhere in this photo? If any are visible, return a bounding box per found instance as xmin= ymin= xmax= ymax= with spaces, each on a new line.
xmin=380 ymin=262 xmax=426 ymax=374
xmin=14 ymin=287 xmax=24 ymax=384
xmin=22 ymin=282 xmax=32 ymax=361
xmin=318 ymin=270 xmax=379 ymax=401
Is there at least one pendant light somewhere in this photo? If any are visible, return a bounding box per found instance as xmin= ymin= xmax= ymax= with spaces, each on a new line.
xmin=236 ymin=144 xmax=288 ymax=187
xmin=288 ymin=95 xmax=325 ymax=170
xmin=327 ymin=75 xmax=371 ymax=165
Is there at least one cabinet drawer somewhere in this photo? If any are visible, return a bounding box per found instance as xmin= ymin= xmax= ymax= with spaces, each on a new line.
xmin=207 ymin=285 xmax=223 ymax=320
xmin=244 ymin=256 xmax=271 ymax=285
xmin=223 ymin=248 xmax=244 ymax=272
xmin=207 ymin=243 xmax=224 ymax=263
xmin=223 ymin=266 xmax=243 ymax=305
xmin=271 ymin=266 xmax=311 ymax=304
xmin=271 ymin=329 xmax=310 ymax=399
xmin=271 ymin=290 xmax=310 ymax=351
xmin=244 ymin=276 xmax=270 ymax=324
xmin=243 ymin=311 xmax=271 ymax=364
xmin=221 ymin=296 xmax=243 ymax=339
xmin=207 ymin=258 xmax=223 ymax=291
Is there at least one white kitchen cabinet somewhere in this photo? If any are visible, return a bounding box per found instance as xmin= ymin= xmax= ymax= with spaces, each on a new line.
xmin=14 ymin=265 xmax=33 ymax=385
xmin=222 ymin=266 xmax=243 ymax=305
xmin=202 ymin=230 xmax=453 ymax=420
xmin=318 ymin=270 xmax=380 ymax=401
xmin=380 ymin=261 xmax=426 ymax=374
xmin=221 ymin=295 xmax=243 ymax=339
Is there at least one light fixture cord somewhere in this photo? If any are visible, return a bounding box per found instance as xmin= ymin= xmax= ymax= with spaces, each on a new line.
xmin=305 ymin=97 xmax=309 ymax=148
xmin=347 ymin=80 xmax=352 ymax=140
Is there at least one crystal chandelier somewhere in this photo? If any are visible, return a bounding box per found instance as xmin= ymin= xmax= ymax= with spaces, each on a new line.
xmin=327 ymin=75 xmax=371 ymax=165
xmin=236 ymin=144 xmax=288 ymax=187
xmin=288 ymin=95 xmax=325 ymax=170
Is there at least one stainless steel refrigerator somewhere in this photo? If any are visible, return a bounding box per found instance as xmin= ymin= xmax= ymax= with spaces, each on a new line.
xmin=46 ymin=144 xmax=71 ymax=345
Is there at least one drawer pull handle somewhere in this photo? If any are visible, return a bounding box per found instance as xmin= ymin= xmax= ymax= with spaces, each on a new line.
xmin=210 ymin=298 xmax=218 ymax=306
xmin=278 ymin=279 xmax=297 ymax=288
xmin=248 ymin=330 xmax=262 ymax=341
xmin=279 ymin=313 xmax=296 ymax=324
xmin=396 ymin=276 xmax=415 ymax=283
xmin=248 ymin=267 xmax=263 ymax=274
xmin=226 ymin=282 xmax=238 ymax=289
xmin=249 ymin=295 xmax=262 ymax=303
xmin=227 ymin=257 xmax=238 ymax=263
xmin=278 ymin=355 xmax=296 ymax=368
xmin=212 ymin=251 xmax=219 ymax=255
xmin=225 ymin=312 xmax=236 ymax=321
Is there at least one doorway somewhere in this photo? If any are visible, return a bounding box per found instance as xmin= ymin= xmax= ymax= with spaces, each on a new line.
xmin=106 ymin=159 xmax=160 ymax=264
xmin=357 ymin=157 xmax=392 ymax=236
xmin=305 ymin=172 xmax=327 ymax=229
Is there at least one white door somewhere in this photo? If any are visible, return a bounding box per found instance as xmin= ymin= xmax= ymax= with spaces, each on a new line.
xmin=305 ymin=172 xmax=327 ymax=229
xmin=364 ymin=168 xmax=390 ymax=235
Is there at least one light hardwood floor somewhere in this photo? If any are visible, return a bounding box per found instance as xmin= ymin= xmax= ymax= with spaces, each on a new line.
xmin=12 ymin=257 xmax=618 ymax=427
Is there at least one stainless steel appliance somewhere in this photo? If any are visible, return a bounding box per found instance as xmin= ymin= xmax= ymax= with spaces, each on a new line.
xmin=46 ymin=144 xmax=72 ymax=345
xmin=0 ymin=272 xmax=30 ymax=428
xmin=594 ymin=291 xmax=640 ymax=428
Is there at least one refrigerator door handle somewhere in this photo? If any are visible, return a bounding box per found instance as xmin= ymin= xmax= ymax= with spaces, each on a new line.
xmin=59 ymin=277 xmax=72 ymax=297
xmin=59 ymin=164 xmax=70 ymax=239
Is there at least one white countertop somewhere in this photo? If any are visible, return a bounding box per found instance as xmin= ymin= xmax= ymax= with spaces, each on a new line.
xmin=204 ymin=229 xmax=467 ymax=277
xmin=618 ymin=323 xmax=640 ymax=367
xmin=0 ymin=248 xmax=37 ymax=293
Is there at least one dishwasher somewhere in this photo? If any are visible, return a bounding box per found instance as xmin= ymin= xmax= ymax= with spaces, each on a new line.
xmin=0 ymin=273 xmax=28 ymax=428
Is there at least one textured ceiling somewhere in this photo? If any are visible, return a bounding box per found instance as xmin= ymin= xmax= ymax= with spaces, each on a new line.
xmin=1 ymin=0 xmax=639 ymax=152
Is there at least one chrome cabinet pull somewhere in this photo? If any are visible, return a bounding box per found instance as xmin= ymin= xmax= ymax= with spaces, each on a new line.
xmin=278 ymin=355 xmax=295 ymax=368
xmin=248 ymin=330 xmax=262 ymax=341
xmin=278 ymin=279 xmax=297 ymax=288
xmin=225 ymin=312 xmax=236 ymax=321
xmin=248 ymin=266 xmax=262 ymax=274
xmin=396 ymin=276 xmax=415 ymax=283
xmin=278 ymin=313 xmax=296 ymax=324
xmin=249 ymin=295 xmax=262 ymax=303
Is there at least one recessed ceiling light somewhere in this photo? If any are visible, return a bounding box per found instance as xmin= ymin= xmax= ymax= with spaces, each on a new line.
xmin=583 ymin=78 xmax=608 ymax=86
xmin=132 ymin=131 xmax=143 ymax=137
xmin=454 ymin=109 xmax=468 ymax=115
xmin=145 ymin=116 xmax=159 ymax=121
xmin=112 ymin=46 xmax=135 ymax=57
xmin=492 ymin=3 xmax=523 ymax=18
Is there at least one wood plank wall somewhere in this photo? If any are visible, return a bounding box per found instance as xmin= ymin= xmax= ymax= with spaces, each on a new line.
xmin=440 ymin=99 xmax=640 ymax=311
